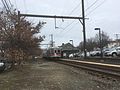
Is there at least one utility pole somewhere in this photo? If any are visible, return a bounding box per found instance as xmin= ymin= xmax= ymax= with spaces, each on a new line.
xmin=115 ymin=34 xmax=119 ymax=40
xmin=81 ymin=0 xmax=86 ymax=58
xmin=18 ymin=7 xmax=87 ymax=58
xmin=18 ymin=11 xmax=20 ymax=26
xmin=95 ymin=28 xmax=103 ymax=58
xmin=50 ymin=34 xmax=54 ymax=47
xmin=115 ymin=34 xmax=120 ymax=46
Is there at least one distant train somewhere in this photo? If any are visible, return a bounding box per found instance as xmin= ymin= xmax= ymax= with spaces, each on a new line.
xmin=43 ymin=47 xmax=62 ymax=59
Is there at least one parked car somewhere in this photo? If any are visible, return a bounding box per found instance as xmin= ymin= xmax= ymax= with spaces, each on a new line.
xmin=90 ymin=50 xmax=101 ymax=57
xmin=103 ymin=48 xmax=111 ymax=56
xmin=104 ymin=47 xmax=120 ymax=57
xmin=78 ymin=52 xmax=90 ymax=57
xmin=0 ymin=62 xmax=5 ymax=72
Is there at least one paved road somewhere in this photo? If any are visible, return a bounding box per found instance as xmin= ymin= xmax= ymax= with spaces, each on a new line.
xmin=0 ymin=58 xmax=120 ymax=90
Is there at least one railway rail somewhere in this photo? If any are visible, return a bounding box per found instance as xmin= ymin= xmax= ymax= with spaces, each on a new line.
xmin=56 ymin=59 xmax=120 ymax=78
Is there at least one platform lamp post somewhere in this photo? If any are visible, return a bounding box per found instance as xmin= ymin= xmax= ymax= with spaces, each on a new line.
xmin=95 ymin=28 xmax=103 ymax=58
xmin=70 ymin=40 xmax=74 ymax=57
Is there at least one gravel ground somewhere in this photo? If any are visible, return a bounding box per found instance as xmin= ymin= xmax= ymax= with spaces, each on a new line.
xmin=0 ymin=58 xmax=120 ymax=90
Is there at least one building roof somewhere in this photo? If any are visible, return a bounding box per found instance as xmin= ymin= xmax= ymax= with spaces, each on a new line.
xmin=59 ymin=43 xmax=79 ymax=52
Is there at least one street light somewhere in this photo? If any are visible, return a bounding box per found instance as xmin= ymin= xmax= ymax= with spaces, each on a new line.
xmin=95 ymin=28 xmax=103 ymax=58
xmin=70 ymin=40 xmax=74 ymax=57
xmin=70 ymin=40 xmax=74 ymax=46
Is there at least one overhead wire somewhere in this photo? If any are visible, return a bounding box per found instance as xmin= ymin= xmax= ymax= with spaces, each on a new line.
xmin=59 ymin=0 xmax=99 ymax=32
xmin=61 ymin=0 xmax=106 ymax=34
xmin=61 ymin=20 xmax=76 ymax=32
xmin=58 ymin=2 xmax=81 ymax=32
xmin=57 ymin=1 xmax=81 ymax=30
xmin=86 ymin=0 xmax=107 ymax=16
xmin=83 ymin=0 xmax=107 ymax=37
xmin=8 ymin=0 xmax=12 ymax=7
xmin=59 ymin=0 xmax=97 ymax=30
xmin=1 ymin=0 xmax=12 ymax=14
xmin=4 ymin=0 xmax=11 ymax=10
xmin=1 ymin=0 xmax=8 ymax=11
xmin=69 ymin=4 xmax=80 ymax=15
xmin=68 ymin=0 xmax=107 ymax=29
xmin=58 ymin=3 xmax=80 ymax=28
xmin=57 ymin=3 xmax=82 ymax=36
xmin=14 ymin=0 xmax=18 ymax=10
xmin=58 ymin=0 xmax=105 ymax=39
xmin=85 ymin=0 xmax=100 ymax=11
xmin=60 ymin=21 xmax=80 ymax=38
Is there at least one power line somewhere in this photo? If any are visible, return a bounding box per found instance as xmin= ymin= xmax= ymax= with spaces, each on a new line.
xmin=68 ymin=0 xmax=100 ymax=16
xmin=56 ymin=20 xmax=77 ymax=36
xmin=61 ymin=0 xmax=106 ymax=32
xmin=57 ymin=20 xmax=80 ymax=37
xmin=58 ymin=0 xmax=100 ymax=32
xmin=69 ymin=0 xmax=82 ymax=15
xmin=4 ymin=0 xmax=11 ymax=10
xmin=8 ymin=0 xmax=12 ymax=7
xmin=58 ymin=2 xmax=81 ymax=29
xmin=62 ymin=21 xmax=80 ymax=37
xmin=1 ymin=0 xmax=8 ymax=11
xmin=1 ymin=0 xmax=12 ymax=14
xmin=86 ymin=0 xmax=107 ymax=16
xmin=85 ymin=0 xmax=99 ymax=11
xmin=14 ymin=0 xmax=18 ymax=10
xmin=63 ymin=20 xmax=76 ymax=30
xmin=69 ymin=4 xmax=80 ymax=15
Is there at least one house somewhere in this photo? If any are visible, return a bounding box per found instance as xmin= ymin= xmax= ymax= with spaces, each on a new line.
xmin=59 ymin=43 xmax=79 ymax=58
xmin=107 ymin=40 xmax=120 ymax=48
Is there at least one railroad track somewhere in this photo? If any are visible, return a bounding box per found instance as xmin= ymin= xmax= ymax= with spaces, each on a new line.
xmin=71 ymin=57 xmax=120 ymax=65
xmin=57 ymin=59 xmax=120 ymax=78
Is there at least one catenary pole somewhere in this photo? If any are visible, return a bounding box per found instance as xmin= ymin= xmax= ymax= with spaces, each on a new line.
xmin=18 ymin=1 xmax=87 ymax=58
xmin=19 ymin=13 xmax=83 ymax=20
xmin=81 ymin=0 xmax=87 ymax=58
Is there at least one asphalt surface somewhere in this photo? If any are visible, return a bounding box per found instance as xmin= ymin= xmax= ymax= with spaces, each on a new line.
xmin=0 ymin=58 xmax=120 ymax=90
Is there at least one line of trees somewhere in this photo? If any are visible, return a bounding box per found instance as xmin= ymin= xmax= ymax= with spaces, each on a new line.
xmin=78 ymin=31 xmax=112 ymax=52
xmin=0 ymin=8 xmax=45 ymax=67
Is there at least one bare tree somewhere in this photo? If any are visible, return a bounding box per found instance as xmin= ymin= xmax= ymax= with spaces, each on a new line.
xmin=78 ymin=31 xmax=111 ymax=52
xmin=94 ymin=31 xmax=111 ymax=48
xmin=0 ymin=9 xmax=45 ymax=67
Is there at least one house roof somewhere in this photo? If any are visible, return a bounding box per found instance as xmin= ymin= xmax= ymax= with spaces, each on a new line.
xmin=59 ymin=43 xmax=79 ymax=52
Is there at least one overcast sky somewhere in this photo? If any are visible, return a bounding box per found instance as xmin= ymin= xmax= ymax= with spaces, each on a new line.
xmin=0 ymin=0 xmax=120 ymax=48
